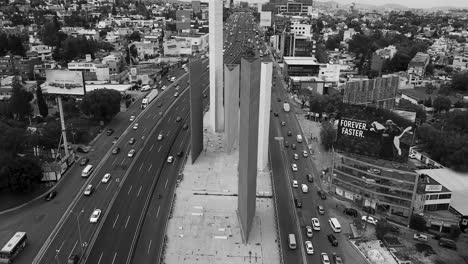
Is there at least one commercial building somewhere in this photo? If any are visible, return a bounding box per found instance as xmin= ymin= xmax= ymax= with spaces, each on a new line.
xmin=128 ymin=41 xmax=158 ymax=59
xmin=280 ymin=33 xmax=316 ymax=57
xmin=67 ymin=61 xmax=110 ymax=81
xmin=163 ymin=33 xmax=209 ymax=56
xmin=407 ymin=52 xmax=430 ymax=77
xmin=341 ymin=75 xmax=399 ymax=109
xmin=0 ymin=55 xmax=40 ymax=80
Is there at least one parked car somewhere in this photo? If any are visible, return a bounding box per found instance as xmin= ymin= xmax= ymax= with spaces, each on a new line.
xmin=45 ymin=190 xmax=57 ymax=201
xmin=106 ymin=128 xmax=114 ymax=135
xmin=332 ymin=253 xmax=344 ymax=264
xmin=167 ymin=156 xmax=174 ymax=163
xmin=281 ymin=121 xmax=286 ymax=126
xmin=129 ymin=116 xmax=135 ymax=122
xmin=301 ymin=184 xmax=308 ymax=193
xmin=128 ymin=138 xmax=136 ymax=145
xmin=413 ymin=233 xmax=428 ymax=242
xmin=133 ymin=123 xmax=139 ymax=130
xmin=112 ymin=137 xmax=118 ymax=144
xmin=317 ymin=190 xmax=327 ymax=200
xmin=362 ymin=215 xmax=378 ymax=225
xmin=79 ymin=157 xmax=89 ymax=166
xmin=306 ymin=174 xmax=313 ymax=183
xmin=76 ymin=146 xmax=90 ymax=153
xmin=303 ymin=150 xmax=308 ymax=157
xmin=320 ymin=252 xmax=330 ymax=264
xmin=287 ymin=131 xmax=292 ymax=136
xmin=343 ymin=208 xmax=358 ymax=217
xmin=439 ymin=238 xmax=457 ymax=250
xmin=327 ymin=234 xmax=338 ymax=246
xmin=291 ymin=143 xmax=297 ymax=149
xmin=157 ymin=134 xmax=164 ymax=141
xmin=292 ymin=180 xmax=298 ymax=188
xmin=291 ymin=163 xmax=298 ymax=171
xmin=284 ymin=141 xmax=289 ymax=148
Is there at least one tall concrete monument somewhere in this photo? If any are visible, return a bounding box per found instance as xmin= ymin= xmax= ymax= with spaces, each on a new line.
xmin=237 ymin=57 xmax=261 ymax=243
xmin=224 ymin=64 xmax=240 ymax=154
xmin=209 ymin=0 xmax=224 ymax=132
xmin=257 ymin=62 xmax=273 ymax=171
xmin=189 ymin=58 xmax=204 ymax=163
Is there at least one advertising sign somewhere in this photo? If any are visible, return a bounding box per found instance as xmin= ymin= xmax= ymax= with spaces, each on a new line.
xmin=260 ymin=11 xmax=272 ymax=27
xmin=425 ymin=185 xmax=443 ymax=192
xmin=335 ymin=105 xmax=414 ymax=163
xmin=43 ymin=70 xmax=85 ymax=95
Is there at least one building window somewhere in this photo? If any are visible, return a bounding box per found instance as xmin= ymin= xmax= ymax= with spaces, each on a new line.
xmin=438 ymin=193 xmax=451 ymax=199
xmin=428 ymin=194 xmax=438 ymax=200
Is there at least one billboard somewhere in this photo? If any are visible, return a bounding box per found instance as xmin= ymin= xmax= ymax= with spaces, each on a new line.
xmin=425 ymin=185 xmax=443 ymax=192
xmin=43 ymin=70 xmax=85 ymax=95
xmin=260 ymin=11 xmax=272 ymax=27
xmin=335 ymin=105 xmax=414 ymax=163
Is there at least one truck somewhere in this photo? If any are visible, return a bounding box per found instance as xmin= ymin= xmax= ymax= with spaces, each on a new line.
xmin=283 ymin=103 xmax=290 ymax=112
xmin=141 ymin=89 xmax=159 ymax=109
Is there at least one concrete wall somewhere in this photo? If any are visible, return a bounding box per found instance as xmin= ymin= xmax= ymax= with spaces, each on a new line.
xmin=189 ymin=58 xmax=204 ymax=163
xmin=209 ymin=0 xmax=224 ymax=132
xmin=224 ymin=64 xmax=240 ymax=154
xmin=257 ymin=62 xmax=272 ymax=171
xmin=237 ymin=58 xmax=261 ymax=242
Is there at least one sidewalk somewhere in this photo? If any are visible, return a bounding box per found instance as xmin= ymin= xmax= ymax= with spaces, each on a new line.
xmin=163 ymin=113 xmax=280 ymax=264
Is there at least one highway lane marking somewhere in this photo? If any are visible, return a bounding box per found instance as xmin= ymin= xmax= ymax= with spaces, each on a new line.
xmin=112 ymin=157 xmax=118 ymax=166
xmin=165 ymin=178 xmax=169 ymax=189
xmin=97 ymin=252 xmax=103 ymax=264
xmin=158 ymin=145 xmax=162 ymax=152
xmin=143 ymin=127 xmax=147 ymax=133
xmin=128 ymin=185 xmax=133 ymax=195
xmin=120 ymin=158 xmax=125 ymax=165
xmin=125 ymin=215 xmax=130 ymax=229
xmin=113 ymin=214 xmax=119 ymax=229
xmin=156 ymin=206 xmax=160 ymax=218
xmin=68 ymin=240 xmax=78 ymax=260
xmin=139 ymin=163 xmax=144 ymax=172
xmin=111 ymin=252 xmax=117 ymax=264
xmin=150 ymin=143 xmax=154 ymax=151
xmin=147 ymin=240 xmax=152 ymax=254
xmin=137 ymin=186 xmax=142 ymax=197
xmin=58 ymin=240 xmax=66 ymax=253
xmin=148 ymin=164 xmax=153 ymax=172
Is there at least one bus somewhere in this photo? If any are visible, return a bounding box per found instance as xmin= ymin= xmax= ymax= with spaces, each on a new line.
xmin=0 ymin=232 xmax=27 ymax=264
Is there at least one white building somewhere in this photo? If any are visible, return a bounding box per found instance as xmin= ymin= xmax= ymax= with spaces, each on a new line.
xmin=30 ymin=45 xmax=53 ymax=61
xmin=129 ymin=41 xmax=158 ymax=59
xmin=318 ymin=64 xmax=340 ymax=83
xmin=343 ymin=29 xmax=357 ymax=42
xmin=163 ymin=33 xmax=209 ymax=56
xmin=68 ymin=61 xmax=110 ymax=81
xmin=290 ymin=22 xmax=312 ymax=37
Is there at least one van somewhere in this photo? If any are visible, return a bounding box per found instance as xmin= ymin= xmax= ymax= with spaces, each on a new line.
xmin=288 ymin=234 xmax=297 ymax=249
xmin=328 ymin=218 xmax=342 ymax=233
xmin=296 ymin=135 xmax=303 ymax=143
xmin=81 ymin=165 xmax=93 ymax=178
xmin=141 ymin=85 xmax=151 ymax=91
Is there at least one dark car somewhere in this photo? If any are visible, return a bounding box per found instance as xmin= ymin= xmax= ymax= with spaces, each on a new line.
xmin=439 ymin=238 xmax=457 ymax=250
xmin=183 ymin=124 xmax=189 ymax=130
xmin=284 ymin=141 xmax=290 ymax=148
xmin=76 ymin=146 xmax=90 ymax=153
xmin=343 ymin=208 xmax=358 ymax=217
xmin=177 ymin=151 xmax=184 ymax=157
xmin=327 ymin=234 xmax=338 ymax=246
xmin=306 ymin=174 xmax=314 ymax=183
xmin=67 ymin=254 xmax=79 ymax=264
xmin=277 ymin=98 xmax=281 ymax=102
xmin=112 ymin=147 xmax=120 ymax=155
xmin=287 ymin=131 xmax=292 ymax=136
xmin=317 ymin=190 xmax=327 ymax=200
xmin=294 ymin=198 xmax=302 ymax=208
xmin=79 ymin=157 xmax=89 ymax=166
xmin=157 ymin=102 xmax=162 ymax=107
xmin=45 ymin=190 xmax=57 ymax=201
xmin=274 ymin=112 xmax=279 ymax=117
xmin=389 ymin=226 xmax=400 ymax=235
xmin=332 ymin=253 xmax=344 ymax=264
xmin=291 ymin=144 xmax=296 ymax=149
xmin=106 ymin=128 xmax=114 ymax=136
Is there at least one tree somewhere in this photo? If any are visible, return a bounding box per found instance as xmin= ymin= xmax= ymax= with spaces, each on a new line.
xmin=5 ymin=156 xmax=43 ymax=192
xmin=315 ymin=44 xmax=329 ymax=63
xmin=0 ymin=121 xmax=27 ymax=155
xmin=111 ymin=5 xmax=117 ymax=15
xmin=375 ymin=219 xmax=391 ymax=239
xmin=451 ymin=71 xmax=468 ymax=92
xmin=40 ymin=20 xmax=60 ymax=46
xmin=325 ymin=35 xmax=341 ymax=50
xmin=127 ymin=31 xmax=141 ymax=42
xmin=36 ymin=83 xmax=48 ymax=118
xmin=425 ymin=83 xmax=436 ymax=95
xmin=319 ymin=121 xmax=336 ymax=151
xmin=433 ymin=96 xmax=452 ymax=113
xmin=80 ymin=89 xmax=121 ymax=121
xmin=410 ymin=214 xmax=427 ymax=232
xmin=9 ymin=77 xmax=33 ymax=120
xmin=424 ymin=97 xmax=432 ymax=107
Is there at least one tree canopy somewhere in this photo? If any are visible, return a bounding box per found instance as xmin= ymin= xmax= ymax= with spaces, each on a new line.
xmin=9 ymin=77 xmax=33 ymax=120
xmin=80 ymin=89 xmax=121 ymax=121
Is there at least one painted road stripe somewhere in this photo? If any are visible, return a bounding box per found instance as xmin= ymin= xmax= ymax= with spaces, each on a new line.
xmin=125 ymin=216 xmax=130 ymax=229
xmin=97 ymin=252 xmax=103 ymax=264
xmin=68 ymin=240 xmax=78 ymax=259
xmin=111 ymin=252 xmax=117 ymax=264
xmin=165 ymin=179 xmax=168 ymax=189
xmin=139 ymin=163 xmax=144 ymax=172
xmin=148 ymin=164 xmax=152 ymax=172
xmin=128 ymin=185 xmax=132 ymax=195
xmin=147 ymin=240 xmax=152 ymax=254
xmin=158 ymin=145 xmax=162 ymax=152
xmin=150 ymin=144 xmax=154 ymax=151
xmin=156 ymin=206 xmax=160 ymax=218
xmin=137 ymin=186 xmax=142 ymax=197
xmin=113 ymin=214 xmax=119 ymax=229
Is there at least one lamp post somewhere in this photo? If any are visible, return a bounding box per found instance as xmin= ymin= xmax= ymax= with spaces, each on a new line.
xmin=70 ymin=210 xmax=85 ymax=257
xmin=55 ymin=249 xmax=60 ymax=264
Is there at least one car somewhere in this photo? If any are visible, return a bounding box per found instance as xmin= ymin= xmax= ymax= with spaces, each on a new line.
xmin=113 ymin=147 xmax=121 ymax=155
xmin=291 ymin=163 xmax=298 ymax=171
xmin=183 ymin=124 xmax=189 ymax=130
xmin=128 ymin=149 xmax=136 ymax=158
xmin=292 ymin=180 xmax=298 ymax=188
xmin=76 ymin=146 xmax=90 ymax=153
xmin=129 ymin=116 xmax=135 ymax=122
xmin=287 ymin=131 xmax=292 ymax=136
xmin=83 ymin=184 xmax=93 ymax=196
xmin=361 ymin=215 xmax=378 ymax=225
xmin=389 ymin=226 xmax=400 ymax=234
xmin=321 ymin=252 xmax=330 ymax=264
xmin=305 ymin=226 xmax=313 ymax=238
xmin=167 ymin=156 xmax=174 ymax=163
xmin=80 ymin=157 xmax=89 ymax=166
xmin=317 ymin=190 xmax=327 ymax=200
xmin=157 ymin=102 xmax=162 ymax=107
xmin=284 ymin=141 xmax=289 ymax=148
xmin=291 ymin=143 xmax=296 ymax=149
xmin=45 ymin=190 xmax=57 ymax=201
xmin=128 ymin=138 xmax=135 ymax=145
xmin=67 ymin=255 xmax=79 ymax=264
xmin=157 ymin=133 xmax=164 ymax=141
xmin=409 ymin=153 xmax=417 ymax=159
xmin=203 ymin=93 xmax=208 ymax=98
xmin=170 ymin=77 xmax=176 ymax=82
xmin=413 ymin=233 xmax=428 ymax=242
xmin=317 ymin=205 xmax=325 ymax=215
xmin=343 ymin=208 xmax=358 ymax=217
xmin=175 ymin=85 xmax=180 ymax=90
xmin=301 ymin=184 xmax=308 ymax=193
xmin=106 ymin=128 xmax=114 ymax=135
xmin=439 ymin=238 xmax=457 ymax=250
xmin=176 ymin=116 xmax=182 ymax=122
xmin=161 ymin=85 xmax=167 ymax=91
xmin=332 ymin=253 xmax=344 ymax=264
xmin=294 ymin=198 xmax=302 ymax=208
xmin=101 ymin=173 xmax=111 ymax=183
xmin=303 ymin=150 xmax=308 ymax=157
xmin=306 ymin=174 xmax=314 ymax=183
xmin=367 ymin=168 xmax=381 ymax=174
xmin=89 ymin=209 xmax=102 ymax=223
xmin=133 ymin=123 xmax=139 ymax=130
xmin=327 ymin=234 xmax=338 ymax=246
xmin=274 ymin=112 xmax=279 ymax=117
xmin=305 ymin=241 xmax=314 ymax=255
xmin=112 ymin=137 xmax=118 ymax=144
xmin=177 ymin=151 xmax=184 ymax=157
xmin=174 ymin=92 xmax=179 ymax=97
xmin=293 ymin=153 xmax=299 ymax=160
xmin=312 ymin=218 xmax=320 ymax=231
xmin=281 ymin=121 xmax=286 ymax=126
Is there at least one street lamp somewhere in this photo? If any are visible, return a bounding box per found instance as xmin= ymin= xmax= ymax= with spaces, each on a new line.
xmin=69 ymin=210 xmax=85 ymax=257
xmin=55 ymin=249 xmax=60 ymax=264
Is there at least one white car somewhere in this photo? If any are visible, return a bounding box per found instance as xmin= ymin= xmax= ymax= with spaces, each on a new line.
xmin=174 ymin=92 xmax=179 ymax=97
xmin=170 ymin=77 xmax=176 ymax=82
xmin=157 ymin=133 xmax=163 ymax=141
xmin=305 ymin=241 xmax=314 ymax=255
xmin=409 ymin=153 xmax=417 ymax=159
xmin=303 ymin=150 xmax=308 ymax=157
xmin=292 ymin=180 xmax=298 ymax=188
xmin=101 ymin=173 xmax=111 ymax=183
xmin=293 ymin=153 xmax=299 ymax=160
xmin=311 ymin=218 xmax=320 ymax=231
xmin=413 ymin=233 xmax=428 ymax=242
xmin=320 ymin=253 xmax=330 ymax=264
xmin=128 ymin=149 xmax=136 ymax=158
xmin=167 ymin=156 xmax=174 ymax=163
xmin=361 ymin=215 xmax=378 ymax=225
xmin=175 ymin=85 xmax=180 ymax=90
xmin=133 ymin=123 xmax=139 ymax=130
xmin=83 ymin=184 xmax=93 ymax=196
xmin=291 ymin=163 xmax=298 ymax=171
xmin=129 ymin=115 xmax=135 ymax=122
xmin=161 ymin=85 xmax=167 ymax=91
xmin=305 ymin=226 xmax=313 ymax=238
xmin=301 ymin=184 xmax=308 ymax=193
xmin=89 ymin=209 xmax=101 ymax=223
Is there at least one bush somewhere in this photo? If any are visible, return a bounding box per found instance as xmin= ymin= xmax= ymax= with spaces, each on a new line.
xmin=410 ymin=215 xmax=427 ymax=232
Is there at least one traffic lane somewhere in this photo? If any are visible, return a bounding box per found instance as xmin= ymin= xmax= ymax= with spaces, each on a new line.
xmin=84 ymin=92 xmax=189 ymax=263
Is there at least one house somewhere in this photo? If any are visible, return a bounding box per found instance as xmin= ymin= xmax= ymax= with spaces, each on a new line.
xmin=407 ymin=52 xmax=430 ymax=77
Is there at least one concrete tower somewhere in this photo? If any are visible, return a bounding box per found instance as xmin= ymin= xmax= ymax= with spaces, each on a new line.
xmin=224 ymin=64 xmax=240 ymax=154
xmin=257 ymin=62 xmax=273 ymax=171
xmin=209 ymin=0 xmax=224 ymax=132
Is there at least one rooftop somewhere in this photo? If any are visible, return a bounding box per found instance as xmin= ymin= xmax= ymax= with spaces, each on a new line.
xmin=283 ymin=56 xmax=319 ymax=65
